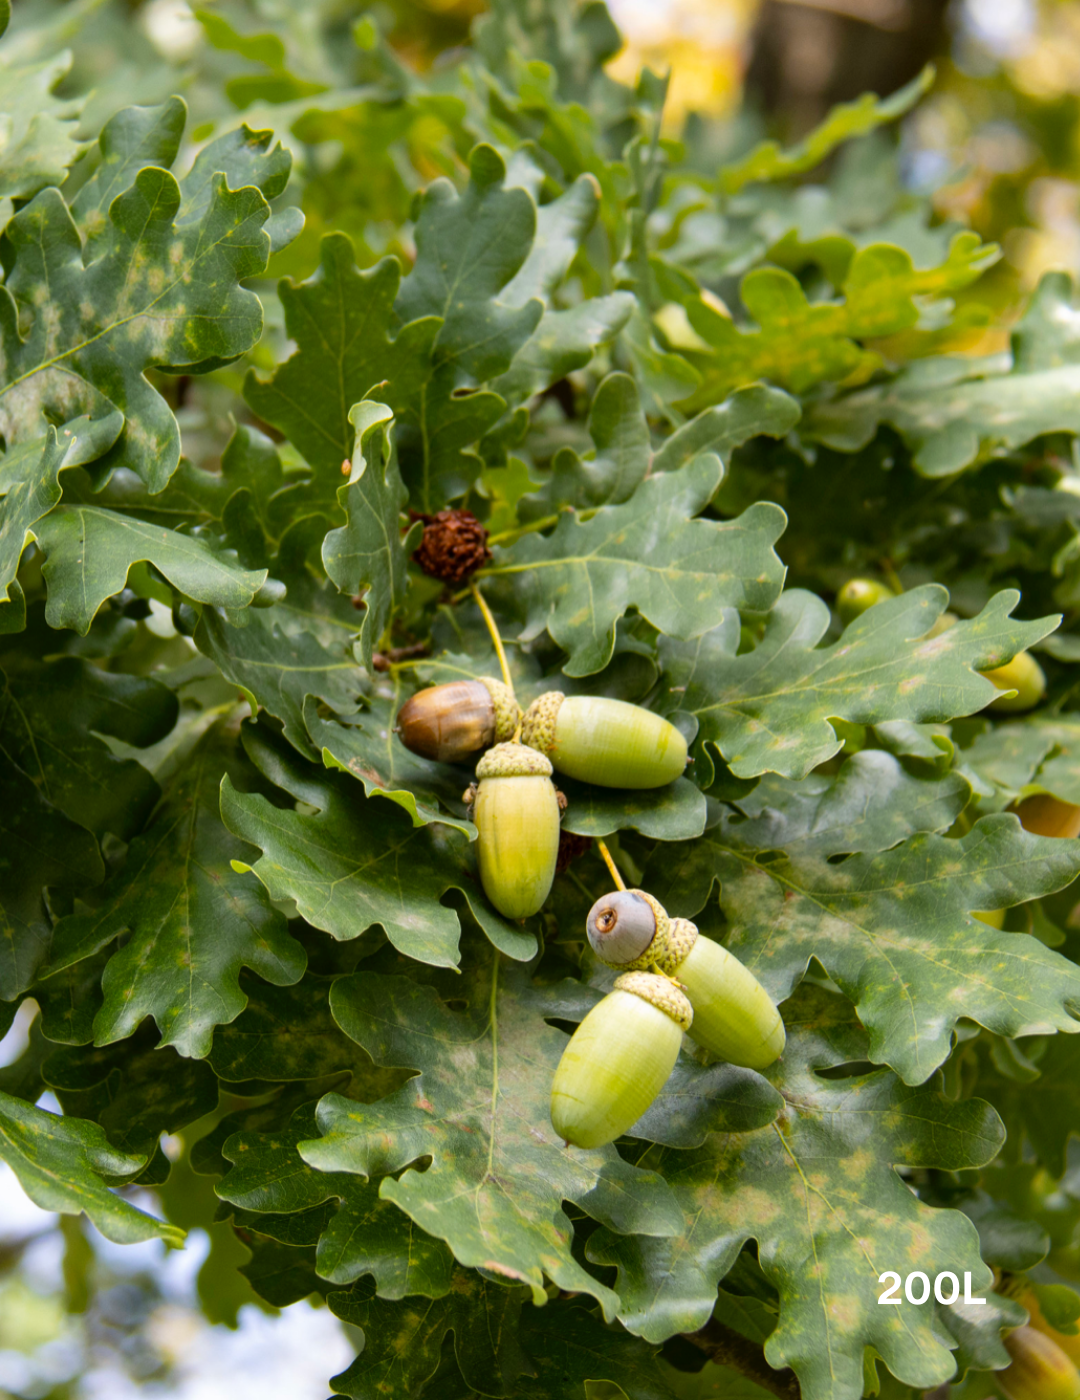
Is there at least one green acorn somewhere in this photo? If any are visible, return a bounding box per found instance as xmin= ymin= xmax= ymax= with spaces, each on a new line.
xmin=983 ymin=651 xmax=1046 ymax=714
xmin=998 ymin=1325 xmax=1080 ymax=1400
xmin=585 ymin=889 xmax=785 ymax=1069
xmin=550 ymin=971 xmax=692 ymax=1149
xmin=521 ymin=692 xmax=687 ymax=790
xmin=464 ymin=742 xmax=563 ymax=919
xmin=397 ymin=677 xmax=521 ymax=763
xmin=836 ymin=577 xmax=896 ymax=624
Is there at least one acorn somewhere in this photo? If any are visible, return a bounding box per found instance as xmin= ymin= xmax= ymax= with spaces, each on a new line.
xmin=983 ymin=651 xmax=1046 ymax=713
xmin=1015 ymin=794 xmax=1080 ymax=840
xmin=974 ymin=908 xmax=1006 ymax=928
xmin=997 ymin=1325 xmax=1080 ymax=1400
xmin=464 ymin=742 xmax=563 ymax=919
xmin=585 ymin=890 xmax=785 ymax=1069
xmin=550 ymin=971 xmax=692 ymax=1149
xmin=836 ymin=577 xmax=896 ymax=624
xmin=521 ymin=692 xmax=687 ymax=790
xmin=397 ymin=677 xmax=521 ymax=763
xmin=1020 ymin=1288 xmax=1080 ymax=1366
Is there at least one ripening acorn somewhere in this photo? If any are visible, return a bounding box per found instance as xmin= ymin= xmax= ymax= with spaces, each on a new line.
xmin=397 ymin=677 xmax=521 ymax=763
xmin=973 ymin=908 xmax=1006 ymax=929
xmin=1015 ymin=794 xmax=1080 ymax=840
xmin=836 ymin=578 xmax=896 ymax=624
xmin=997 ymin=1325 xmax=1080 ymax=1400
xmin=585 ymin=889 xmax=785 ymax=1069
xmin=1020 ymin=1288 xmax=1080 ymax=1366
xmin=983 ymin=652 xmax=1047 ymax=714
xmin=550 ymin=970 xmax=692 ymax=1148
xmin=521 ymin=692 xmax=687 ymax=790
xmin=464 ymin=741 xmax=562 ymax=919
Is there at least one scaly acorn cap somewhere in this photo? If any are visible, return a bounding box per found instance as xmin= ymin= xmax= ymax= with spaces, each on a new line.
xmin=587 ymin=888 xmax=698 ymax=973
xmin=478 ymin=677 xmax=521 ymax=743
xmin=614 ymin=971 xmax=693 ymax=1032
xmin=520 ymin=691 xmax=564 ymax=756
xmin=475 ymin=740 xmax=554 ymax=779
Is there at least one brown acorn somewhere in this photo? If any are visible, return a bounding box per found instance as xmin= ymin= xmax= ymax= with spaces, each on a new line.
xmin=396 ymin=677 xmax=521 ymax=764
xmin=412 ymin=509 xmax=491 ymax=586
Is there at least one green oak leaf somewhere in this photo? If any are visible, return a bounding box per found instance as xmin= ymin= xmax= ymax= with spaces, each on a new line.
xmin=729 ymin=749 xmax=971 ymax=857
xmin=490 ymin=293 xmax=634 ymax=408
xmin=298 ymin=955 xmax=688 ymax=1316
xmin=677 ymin=232 xmax=998 ymax=411
xmin=303 ymin=690 xmax=475 ymax=837
xmin=322 ymin=401 xmax=422 ymax=673
xmin=243 ymin=235 xmax=439 ymax=481
xmin=651 ymin=384 xmax=802 ymax=475
xmin=220 ymin=720 xmax=535 ymax=965
xmin=329 ymin=1268 xmax=531 ymax=1400
xmin=0 ymin=413 xmax=123 ymax=602
xmin=0 ymin=46 xmax=81 ymax=203
xmin=804 ymin=272 xmax=1080 ymax=476
xmin=0 ymin=101 xmax=286 ymax=492
xmin=390 ymin=143 xmax=544 ymax=508
xmin=519 ymin=372 xmax=650 ymax=520
xmin=718 ymin=68 xmax=933 ymax=195
xmin=559 ymin=775 xmax=707 ymax=842
xmin=194 ymin=603 xmax=360 ymax=760
xmin=659 ymin=586 xmax=1058 ymax=780
xmin=644 ymin=802 xmax=1080 ymax=1085
xmin=0 ymin=764 xmax=103 ymax=1002
xmin=0 ymin=1088 xmax=184 ymax=1245
xmin=44 ymin=721 xmax=304 ymax=1059
xmin=963 ymin=717 xmax=1080 ymax=806
xmin=42 ymin=1029 xmax=218 ymax=1177
xmin=486 ymin=455 xmax=786 ymax=675
xmin=586 ymin=984 xmax=1016 ymax=1400
xmin=34 ymin=505 xmax=268 ymax=634
xmin=0 ymin=656 xmax=177 ymax=838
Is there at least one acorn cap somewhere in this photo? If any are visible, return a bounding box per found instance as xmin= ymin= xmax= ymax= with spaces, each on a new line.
xmin=520 ymin=691 xmax=564 ymax=756
xmin=479 ymin=677 xmax=521 ymax=743
xmin=476 ymin=740 xmax=554 ymax=779
xmin=614 ymin=971 xmax=693 ymax=1032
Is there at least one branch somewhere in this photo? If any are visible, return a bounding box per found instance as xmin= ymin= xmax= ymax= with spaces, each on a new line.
xmin=683 ymin=1318 xmax=801 ymax=1400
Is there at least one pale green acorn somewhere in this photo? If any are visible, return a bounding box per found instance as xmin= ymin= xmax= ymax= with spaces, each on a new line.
xmin=550 ymin=970 xmax=692 ymax=1149
xmin=464 ymin=741 xmax=563 ymax=920
xmin=836 ymin=577 xmax=897 ymax=624
xmin=585 ymin=889 xmax=785 ymax=1069
xmin=521 ymin=692 xmax=687 ymax=790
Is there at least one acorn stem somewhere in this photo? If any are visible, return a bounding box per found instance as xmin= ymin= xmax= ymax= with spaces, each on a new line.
xmin=596 ymin=840 xmax=627 ymax=891
xmin=469 ymin=581 xmax=514 ymax=695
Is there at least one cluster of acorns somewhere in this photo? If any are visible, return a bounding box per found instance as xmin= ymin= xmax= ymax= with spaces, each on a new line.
xmin=397 ymin=677 xmax=785 ymax=1150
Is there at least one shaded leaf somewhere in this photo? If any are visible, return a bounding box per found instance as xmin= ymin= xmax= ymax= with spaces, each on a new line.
xmin=46 ymin=721 xmax=304 ymax=1059
xmin=0 ymin=47 xmax=80 ymax=202
xmin=559 ymin=774 xmax=707 ymax=842
xmin=651 ymin=385 xmax=801 ymax=475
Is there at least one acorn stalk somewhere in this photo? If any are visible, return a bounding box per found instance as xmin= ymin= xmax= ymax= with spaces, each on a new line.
xmin=586 ymin=889 xmax=785 ymax=1069
xmin=465 ymin=741 xmax=562 ymax=919
xmin=397 ymin=677 xmax=520 ymax=763
xmin=550 ymin=971 xmax=691 ymax=1149
xmin=521 ymin=692 xmax=687 ymax=790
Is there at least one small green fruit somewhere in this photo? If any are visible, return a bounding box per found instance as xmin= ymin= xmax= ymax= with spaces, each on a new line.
xmin=998 ymin=1325 xmax=1080 ymax=1400
xmin=586 ymin=890 xmax=785 ymax=1069
xmin=836 ymin=578 xmax=896 ymax=624
xmin=550 ymin=970 xmax=691 ymax=1148
xmin=973 ymin=908 xmax=1006 ymax=929
xmin=983 ymin=651 xmax=1046 ymax=714
xmin=521 ymin=692 xmax=687 ymax=790
xmin=397 ymin=677 xmax=520 ymax=763
xmin=466 ymin=742 xmax=562 ymax=919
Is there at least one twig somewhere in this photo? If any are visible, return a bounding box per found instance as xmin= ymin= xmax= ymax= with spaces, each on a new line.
xmin=372 ymin=642 xmax=430 ymax=672
xmin=469 ymin=581 xmax=514 ymax=694
xmin=596 ymin=839 xmax=627 ymax=891
xmin=683 ymin=1318 xmax=800 ymax=1400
